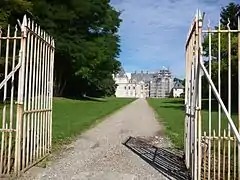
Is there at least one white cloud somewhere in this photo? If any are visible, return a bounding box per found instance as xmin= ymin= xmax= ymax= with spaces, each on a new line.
xmin=111 ymin=0 xmax=237 ymax=78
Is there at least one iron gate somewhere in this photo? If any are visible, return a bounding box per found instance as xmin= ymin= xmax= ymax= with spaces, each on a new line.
xmin=0 ymin=15 xmax=55 ymax=177
xmin=185 ymin=11 xmax=240 ymax=180
xmin=185 ymin=10 xmax=240 ymax=179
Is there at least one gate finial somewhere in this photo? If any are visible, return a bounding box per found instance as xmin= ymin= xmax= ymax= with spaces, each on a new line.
xmin=195 ymin=9 xmax=199 ymax=19
xmin=21 ymin=15 xmax=27 ymax=28
xmin=21 ymin=15 xmax=27 ymax=37
xmin=195 ymin=9 xmax=202 ymax=20
xmin=238 ymin=16 xmax=240 ymax=30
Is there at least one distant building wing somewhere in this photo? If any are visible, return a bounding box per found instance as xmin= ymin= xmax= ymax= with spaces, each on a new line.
xmin=173 ymin=81 xmax=184 ymax=89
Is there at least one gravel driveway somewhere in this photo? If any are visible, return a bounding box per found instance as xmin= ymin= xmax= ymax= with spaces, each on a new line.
xmin=20 ymin=99 xmax=177 ymax=180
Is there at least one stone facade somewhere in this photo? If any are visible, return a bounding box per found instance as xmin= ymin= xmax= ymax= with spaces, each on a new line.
xmin=114 ymin=67 xmax=174 ymax=98
xmin=113 ymin=69 xmax=146 ymax=98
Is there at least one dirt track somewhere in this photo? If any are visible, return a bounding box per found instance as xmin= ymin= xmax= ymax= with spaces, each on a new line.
xmin=20 ymin=99 xmax=177 ymax=180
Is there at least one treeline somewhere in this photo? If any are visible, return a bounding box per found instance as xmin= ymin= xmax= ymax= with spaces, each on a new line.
xmin=202 ymin=2 xmax=240 ymax=110
xmin=0 ymin=0 xmax=122 ymax=98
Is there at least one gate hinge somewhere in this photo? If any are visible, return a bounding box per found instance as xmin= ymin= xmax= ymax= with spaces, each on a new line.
xmin=15 ymin=101 xmax=23 ymax=105
xmin=195 ymin=106 xmax=201 ymax=110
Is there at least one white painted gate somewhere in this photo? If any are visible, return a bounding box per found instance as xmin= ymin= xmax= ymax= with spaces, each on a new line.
xmin=0 ymin=15 xmax=55 ymax=177
xmin=185 ymin=10 xmax=240 ymax=179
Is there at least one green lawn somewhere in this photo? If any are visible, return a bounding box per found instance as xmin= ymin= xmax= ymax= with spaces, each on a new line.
xmin=0 ymin=97 xmax=135 ymax=150
xmin=52 ymin=97 xmax=135 ymax=148
xmin=147 ymin=98 xmax=238 ymax=149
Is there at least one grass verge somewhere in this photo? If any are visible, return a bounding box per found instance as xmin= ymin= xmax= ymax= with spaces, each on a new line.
xmin=147 ymin=98 xmax=238 ymax=150
xmin=147 ymin=98 xmax=185 ymax=149
xmin=52 ymin=97 xmax=135 ymax=150
xmin=0 ymin=97 xmax=135 ymax=151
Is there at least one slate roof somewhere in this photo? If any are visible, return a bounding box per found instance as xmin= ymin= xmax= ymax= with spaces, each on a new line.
xmin=173 ymin=81 xmax=184 ymax=89
xmin=131 ymin=69 xmax=172 ymax=83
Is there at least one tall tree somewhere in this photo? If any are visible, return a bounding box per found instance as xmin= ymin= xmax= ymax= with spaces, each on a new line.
xmin=220 ymin=2 xmax=240 ymax=30
xmin=0 ymin=0 xmax=122 ymax=97
xmin=0 ymin=0 xmax=32 ymax=27
xmin=32 ymin=0 xmax=122 ymax=97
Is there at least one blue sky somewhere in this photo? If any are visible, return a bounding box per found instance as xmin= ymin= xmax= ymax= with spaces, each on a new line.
xmin=110 ymin=0 xmax=237 ymax=79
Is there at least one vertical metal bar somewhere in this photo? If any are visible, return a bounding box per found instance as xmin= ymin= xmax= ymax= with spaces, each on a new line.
xmin=190 ymin=35 xmax=194 ymax=178
xmin=223 ymin=130 xmax=226 ymax=180
xmin=3 ymin=123 xmax=8 ymax=174
xmin=38 ymin=30 xmax=43 ymax=158
xmin=185 ymin=35 xmax=191 ymax=169
xmin=207 ymin=20 xmax=212 ymax=180
xmin=15 ymin=15 xmax=27 ymax=174
xmin=25 ymin=19 xmax=32 ymax=168
xmin=203 ymin=132 xmax=207 ymax=180
xmin=198 ymin=14 xmax=203 ymax=180
xmin=0 ymin=25 xmax=10 ymax=174
xmin=28 ymin=20 xmax=34 ymax=166
xmin=40 ymin=38 xmax=44 ymax=155
xmin=185 ymin=41 xmax=189 ymax=168
xmin=188 ymin=25 xmax=193 ymax=176
xmin=185 ymin=46 xmax=189 ymax=168
xmin=0 ymin=26 xmax=2 ymax=175
xmin=192 ymin=32 xmax=196 ymax=178
xmin=47 ymin=36 xmax=51 ymax=153
xmin=45 ymin=36 xmax=49 ymax=153
xmin=26 ymin=19 xmax=31 ymax=168
xmin=233 ymin=138 xmax=236 ymax=179
xmin=46 ymin=36 xmax=51 ymax=153
xmin=50 ymin=39 xmax=55 ymax=150
xmin=42 ymin=33 xmax=47 ymax=155
xmin=40 ymin=32 xmax=46 ymax=156
xmin=227 ymin=19 xmax=231 ymax=180
xmin=22 ymin=19 xmax=31 ymax=170
xmin=8 ymin=25 xmax=18 ymax=174
xmin=32 ymin=24 xmax=38 ymax=162
xmin=187 ymin=41 xmax=191 ymax=170
xmin=187 ymin=43 xmax=190 ymax=169
xmin=238 ymin=16 xmax=240 ymax=180
xmin=35 ymin=27 xmax=41 ymax=160
xmin=45 ymin=35 xmax=49 ymax=154
xmin=3 ymin=28 xmax=8 ymax=174
xmin=213 ymin=130 xmax=216 ymax=179
xmin=217 ymin=19 xmax=222 ymax=180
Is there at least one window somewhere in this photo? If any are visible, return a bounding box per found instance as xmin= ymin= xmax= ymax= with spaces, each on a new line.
xmin=124 ymin=86 xmax=126 ymax=90
xmin=133 ymin=86 xmax=135 ymax=90
xmin=128 ymin=86 xmax=130 ymax=90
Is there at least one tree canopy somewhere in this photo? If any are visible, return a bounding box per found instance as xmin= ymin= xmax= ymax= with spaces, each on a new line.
xmin=202 ymin=2 xmax=240 ymax=109
xmin=0 ymin=0 xmax=122 ymax=97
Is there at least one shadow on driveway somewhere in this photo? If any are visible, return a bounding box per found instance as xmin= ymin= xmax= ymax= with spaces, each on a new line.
xmin=123 ymin=136 xmax=191 ymax=180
